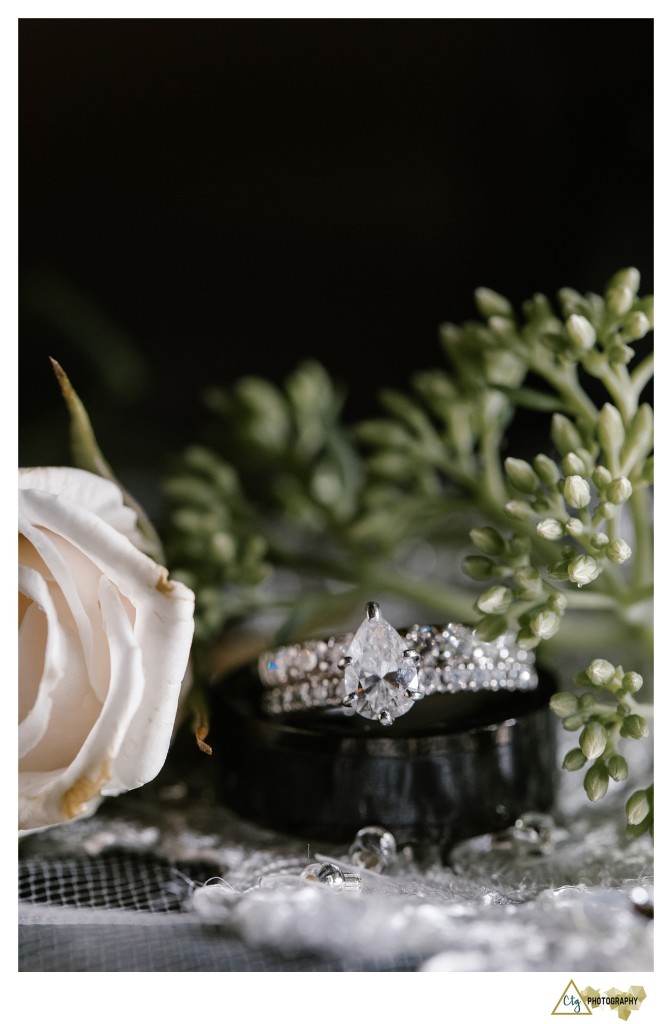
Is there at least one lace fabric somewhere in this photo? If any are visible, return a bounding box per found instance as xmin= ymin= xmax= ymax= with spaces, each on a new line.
xmin=18 ymin=726 xmax=652 ymax=972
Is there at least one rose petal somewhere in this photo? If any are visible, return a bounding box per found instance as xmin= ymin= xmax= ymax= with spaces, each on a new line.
xmin=19 ymin=467 xmax=142 ymax=548
xmin=19 ymin=488 xmax=192 ymax=613
xmin=19 ymin=577 xmax=146 ymax=830
xmin=112 ymin=587 xmax=194 ymax=789
xmin=19 ymin=517 xmax=96 ymax=683
xmin=18 ymin=566 xmax=68 ymax=758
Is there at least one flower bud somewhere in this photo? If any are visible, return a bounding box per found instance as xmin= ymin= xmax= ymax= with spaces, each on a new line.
xmin=474 ymin=287 xmax=513 ymax=319
xmin=369 ymin=452 xmax=414 ymax=479
xmin=597 ymin=403 xmax=625 ymax=461
xmin=562 ymin=452 xmax=587 ymax=477
xmin=439 ymin=322 xmax=461 ymax=347
xmin=578 ymin=693 xmax=596 ymax=710
xmin=608 ymin=267 xmax=640 ymax=294
xmin=568 ymin=554 xmax=600 ymax=587
xmin=531 ymin=609 xmax=560 ymax=640
xmin=534 ymin=453 xmax=561 ymax=486
xmin=514 ymin=626 xmax=540 ymax=650
xmin=583 ymin=350 xmax=609 ymax=377
xmin=608 ymin=342 xmax=636 ymax=366
xmin=563 ymin=748 xmax=587 ymax=772
xmin=504 ymin=500 xmax=532 ymax=520
xmin=477 ymin=585 xmax=513 ymax=615
xmin=586 ymin=659 xmax=615 ymax=685
xmin=607 ymin=477 xmax=633 ymax=505
xmin=475 ymin=614 xmax=509 ymax=642
xmin=638 ymin=294 xmax=654 ymax=327
xmin=565 ymin=518 xmax=584 ymax=537
xmin=210 ymin=531 xmax=236 ymax=564
xmin=469 ymin=527 xmax=507 ymax=556
xmin=537 ymin=517 xmax=564 ymax=540
xmin=462 ymin=556 xmax=496 ymax=581
xmin=594 ymin=501 xmax=616 ymax=521
xmin=584 ymin=762 xmax=609 ymax=801
xmin=592 ymin=466 xmax=612 ymax=490
xmin=488 ymin=315 xmax=516 ymax=338
xmin=622 ymin=311 xmax=650 ymax=341
xmin=508 ymin=535 xmax=531 ymax=556
xmin=558 ymin=287 xmax=585 ymax=317
xmin=607 ymin=755 xmax=629 ymax=782
xmin=562 ymin=713 xmax=584 ymax=731
xmin=564 ymin=475 xmax=591 ymax=509
xmin=523 ymin=292 xmax=553 ymax=322
xmin=504 ymin=457 xmax=538 ymax=494
xmin=579 ymin=721 xmax=608 ymax=760
xmin=626 ymin=789 xmax=650 ymax=825
xmin=549 ymin=591 xmax=568 ymax=612
xmin=591 ymin=532 xmax=610 ymax=550
xmin=566 ymin=314 xmax=596 ymax=351
xmin=607 ymin=538 xmax=632 ymax=565
xmin=552 ymin=414 xmax=583 ymax=456
xmin=550 ymin=692 xmax=579 ymax=717
xmin=606 ymin=284 xmax=634 ymax=316
xmin=513 ymin=566 xmax=543 ymax=599
xmin=622 ymin=671 xmax=644 ymax=694
xmin=621 ymin=714 xmax=648 ymax=739
xmin=357 ymin=421 xmax=413 ymax=448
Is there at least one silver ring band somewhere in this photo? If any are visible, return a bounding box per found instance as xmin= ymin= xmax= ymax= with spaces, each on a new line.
xmin=259 ymin=603 xmax=537 ymax=725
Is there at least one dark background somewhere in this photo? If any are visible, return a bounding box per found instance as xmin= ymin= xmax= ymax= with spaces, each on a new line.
xmin=19 ymin=18 xmax=653 ymax=477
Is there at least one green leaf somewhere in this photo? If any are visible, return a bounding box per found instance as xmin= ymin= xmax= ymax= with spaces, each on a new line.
xmin=51 ymin=359 xmax=164 ymax=560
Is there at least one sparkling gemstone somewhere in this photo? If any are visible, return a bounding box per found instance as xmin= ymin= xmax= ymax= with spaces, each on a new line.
xmin=343 ymin=609 xmax=419 ymax=723
xmin=348 ymin=826 xmax=398 ymax=872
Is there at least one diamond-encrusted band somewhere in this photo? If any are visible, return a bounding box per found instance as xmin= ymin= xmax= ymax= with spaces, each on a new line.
xmin=259 ymin=604 xmax=537 ymax=725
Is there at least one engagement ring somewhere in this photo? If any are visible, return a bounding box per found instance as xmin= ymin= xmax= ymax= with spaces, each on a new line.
xmin=259 ymin=602 xmax=537 ymax=725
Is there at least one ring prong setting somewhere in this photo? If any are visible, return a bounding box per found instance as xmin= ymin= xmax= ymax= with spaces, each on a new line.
xmin=405 ymin=688 xmax=424 ymax=701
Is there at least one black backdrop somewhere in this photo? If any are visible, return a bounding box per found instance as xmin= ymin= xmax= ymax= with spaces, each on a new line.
xmin=19 ymin=18 xmax=653 ymax=476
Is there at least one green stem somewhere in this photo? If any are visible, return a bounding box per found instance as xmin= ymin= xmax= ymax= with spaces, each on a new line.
xmin=479 ymin=401 xmax=507 ymax=505
xmin=563 ymin=591 xmax=619 ymax=611
xmin=587 ymin=363 xmax=633 ymax=422
xmin=530 ymin=357 xmax=598 ymax=424
xmin=366 ymin=569 xmax=476 ymax=621
xmin=630 ymin=352 xmax=654 ymax=399
xmin=629 ymin=486 xmax=653 ymax=591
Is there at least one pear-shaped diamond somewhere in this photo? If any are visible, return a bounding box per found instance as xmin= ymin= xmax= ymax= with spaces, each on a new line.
xmin=343 ymin=605 xmax=420 ymax=723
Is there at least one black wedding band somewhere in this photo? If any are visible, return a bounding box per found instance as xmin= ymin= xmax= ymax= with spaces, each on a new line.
xmin=211 ymin=661 xmax=557 ymax=852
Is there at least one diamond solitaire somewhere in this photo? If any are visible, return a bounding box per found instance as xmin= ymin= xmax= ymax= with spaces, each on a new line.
xmin=258 ymin=603 xmax=538 ymax=722
xmin=342 ymin=602 xmax=422 ymax=725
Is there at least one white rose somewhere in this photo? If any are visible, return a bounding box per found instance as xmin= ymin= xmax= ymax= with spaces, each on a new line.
xmin=19 ymin=467 xmax=195 ymax=832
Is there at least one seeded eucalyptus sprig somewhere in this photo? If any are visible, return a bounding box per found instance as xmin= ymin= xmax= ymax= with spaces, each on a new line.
xmin=164 ymin=361 xmax=365 ymax=644
xmin=357 ymin=269 xmax=652 ymax=659
xmin=165 ymin=269 xmax=653 ymax=827
xmin=550 ymin=660 xmax=652 ymax=835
